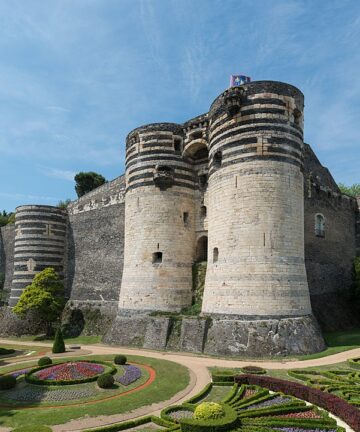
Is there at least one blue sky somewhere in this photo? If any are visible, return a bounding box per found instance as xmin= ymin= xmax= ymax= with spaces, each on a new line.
xmin=0 ymin=0 xmax=359 ymax=212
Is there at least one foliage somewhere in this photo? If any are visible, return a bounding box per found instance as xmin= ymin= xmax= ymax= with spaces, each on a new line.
xmin=194 ymin=402 xmax=225 ymax=420
xmin=338 ymin=182 xmax=360 ymax=197
xmin=0 ymin=374 xmax=16 ymax=389
xmin=57 ymin=198 xmax=71 ymax=209
xmin=114 ymin=354 xmax=127 ymax=365
xmin=0 ymin=210 xmax=15 ymax=227
xmin=13 ymin=268 xmax=65 ymax=335
xmin=116 ymin=364 xmax=141 ymax=386
xmin=97 ymin=373 xmax=115 ymax=389
xmin=0 ymin=347 xmax=15 ymax=356
xmin=38 ymin=357 xmax=52 ymax=367
xmin=52 ymin=327 xmax=66 ymax=353
xmin=11 ymin=427 xmax=52 ymax=432
xmin=241 ymin=366 xmax=266 ymax=375
xmin=74 ymin=171 xmax=106 ymax=197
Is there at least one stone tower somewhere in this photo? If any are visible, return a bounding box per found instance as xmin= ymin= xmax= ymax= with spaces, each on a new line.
xmin=118 ymin=123 xmax=196 ymax=313
xmin=9 ymin=205 xmax=67 ymax=306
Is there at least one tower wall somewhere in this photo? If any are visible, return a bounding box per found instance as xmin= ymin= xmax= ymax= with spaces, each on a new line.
xmin=9 ymin=205 xmax=67 ymax=306
xmin=202 ymin=81 xmax=312 ymax=317
xmin=118 ymin=123 xmax=196 ymax=312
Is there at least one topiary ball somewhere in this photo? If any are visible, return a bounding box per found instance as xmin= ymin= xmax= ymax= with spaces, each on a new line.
xmin=38 ymin=356 xmax=52 ymax=367
xmin=97 ymin=373 xmax=114 ymax=389
xmin=114 ymin=354 xmax=127 ymax=365
xmin=0 ymin=374 xmax=17 ymax=390
xmin=193 ymin=402 xmax=225 ymax=420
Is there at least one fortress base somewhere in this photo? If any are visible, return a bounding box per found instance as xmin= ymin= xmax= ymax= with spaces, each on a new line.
xmin=104 ymin=313 xmax=325 ymax=357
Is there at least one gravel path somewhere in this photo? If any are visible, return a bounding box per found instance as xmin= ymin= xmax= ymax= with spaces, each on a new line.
xmin=0 ymin=339 xmax=359 ymax=432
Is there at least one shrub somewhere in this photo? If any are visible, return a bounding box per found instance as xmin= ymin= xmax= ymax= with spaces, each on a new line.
xmin=180 ymin=404 xmax=238 ymax=432
xmin=38 ymin=356 xmax=52 ymax=367
xmin=97 ymin=373 xmax=114 ymax=389
xmin=0 ymin=347 xmax=15 ymax=356
xmin=114 ymin=354 xmax=127 ymax=365
xmin=52 ymin=327 xmax=65 ymax=354
xmin=194 ymin=402 xmax=225 ymax=420
xmin=241 ymin=365 xmax=266 ymax=375
xmin=11 ymin=427 xmax=52 ymax=432
xmin=0 ymin=374 xmax=16 ymax=389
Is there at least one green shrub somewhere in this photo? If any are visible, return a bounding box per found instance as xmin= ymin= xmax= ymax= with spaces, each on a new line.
xmin=52 ymin=327 xmax=65 ymax=353
xmin=38 ymin=356 xmax=52 ymax=367
xmin=0 ymin=347 xmax=15 ymax=356
xmin=0 ymin=374 xmax=16 ymax=390
xmin=180 ymin=404 xmax=238 ymax=432
xmin=97 ymin=373 xmax=114 ymax=389
xmin=11 ymin=427 xmax=52 ymax=432
xmin=194 ymin=402 xmax=225 ymax=420
xmin=114 ymin=355 xmax=127 ymax=365
xmin=241 ymin=365 xmax=266 ymax=375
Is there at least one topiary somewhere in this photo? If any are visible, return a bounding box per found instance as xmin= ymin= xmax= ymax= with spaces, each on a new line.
xmin=0 ymin=374 xmax=16 ymax=390
xmin=193 ymin=402 xmax=225 ymax=420
xmin=97 ymin=373 xmax=114 ymax=389
xmin=52 ymin=327 xmax=66 ymax=354
xmin=114 ymin=354 xmax=127 ymax=365
xmin=38 ymin=356 xmax=52 ymax=367
xmin=241 ymin=365 xmax=266 ymax=375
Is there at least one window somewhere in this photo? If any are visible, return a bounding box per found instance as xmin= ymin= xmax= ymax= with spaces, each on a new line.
xmin=315 ymin=214 xmax=325 ymax=238
xmin=183 ymin=212 xmax=189 ymax=226
xmin=152 ymin=252 xmax=163 ymax=264
xmin=213 ymin=247 xmax=219 ymax=263
xmin=199 ymin=174 xmax=207 ymax=188
xmin=190 ymin=130 xmax=202 ymax=140
xmin=213 ymin=151 xmax=222 ymax=168
xmin=174 ymin=138 xmax=182 ymax=153
xmin=293 ymin=109 xmax=302 ymax=126
xmin=200 ymin=206 xmax=207 ymax=218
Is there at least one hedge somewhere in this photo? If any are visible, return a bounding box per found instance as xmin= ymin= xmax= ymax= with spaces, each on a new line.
xmin=82 ymin=416 xmax=152 ymax=432
xmin=348 ymin=357 xmax=360 ymax=369
xmin=38 ymin=356 xmax=52 ymax=367
xmin=0 ymin=347 xmax=15 ymax=356
xmin=179 ymin=403 xmax=238 ymax=432
xmin=0 ymin=374 xmax=16 ymax=390
xmin=186 ymin=383 xmax=213 ymax=404
xmin=161 ymin=404 xmax=195 ymax=424
xmin=25 ymin=360 xmax=116 ymax=386
xmin=11 ymin=427 xmax=52 ymax=432
xmin=211 ymin=373 xmax=235 ymax=383
xmin=235 ymin=374 xmax=360 ymax=431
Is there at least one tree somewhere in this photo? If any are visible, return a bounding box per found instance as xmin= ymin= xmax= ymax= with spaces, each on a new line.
xmin=74 ymin=172 xmax=106 ymax=197
xmin=338 ymin=183 xmax=360 ymax=197
xmin=52 ymin=327 xmax=65 ymax=353
xmin=13 ymin=268 xmax=65 ymax=336
xmin=0 ymin=210 xmax=14 ymax=227
xmin=57 ymin=198 xmax=72 ymax=209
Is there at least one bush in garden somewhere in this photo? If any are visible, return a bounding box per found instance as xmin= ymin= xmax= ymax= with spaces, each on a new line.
xmin=52 ymin=327 xmax=65 ymax=353
xmin=0 ymin=347 xmax=15 ymax=356
xmin=241 ymin=365 xmax=266 ymax=374
xmin=97 ymin=373 xmax=114 ymax=389
xmin=0 ymin=374 xmax=16 ymax=389
xmin=38 ymin=356 xmax=52 ymax=367
xmin=193 ymin=402 xmax=225 ymax=420
xmin=114 ymin=354 xmax=127 ymax=365
xmin=11 ymin=427 xmax=52 ymax=432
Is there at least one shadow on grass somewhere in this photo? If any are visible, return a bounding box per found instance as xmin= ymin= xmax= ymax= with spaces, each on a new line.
xmin=323 ymin=327 xmax=360 ymax=348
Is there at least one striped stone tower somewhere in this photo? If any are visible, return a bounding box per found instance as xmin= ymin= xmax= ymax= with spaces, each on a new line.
xmin=9 ymin=205 xmax=67 ymax=306
xmin=202 ymin=81 xmax=312 ymax=318
xmin=118 ymin=123 xmax=196 ymax=313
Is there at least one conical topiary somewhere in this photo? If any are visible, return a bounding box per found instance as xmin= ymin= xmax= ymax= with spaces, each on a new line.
xmin=52 ymin=327 xmax=66 ymax=353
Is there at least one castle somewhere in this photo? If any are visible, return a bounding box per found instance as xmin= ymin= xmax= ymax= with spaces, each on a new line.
xmin=1 ymin=80 xmax=359 ymax=356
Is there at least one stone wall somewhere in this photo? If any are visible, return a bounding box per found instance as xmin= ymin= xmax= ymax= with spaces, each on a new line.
xmin=0 ymin=224 xmax=15 ymax=298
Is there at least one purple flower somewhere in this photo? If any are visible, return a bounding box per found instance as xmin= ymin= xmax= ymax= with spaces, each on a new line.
xmin=116 ymin=365 xmax=142 ymax=386
xmin=10 ymin=369 xmax=30 ymax=378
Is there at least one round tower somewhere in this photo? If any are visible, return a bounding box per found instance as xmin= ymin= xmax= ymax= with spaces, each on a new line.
xmin=9 ymin=205 xmax=67 ymax=306
xmin=202 ymin=81 xmax=312 ymax=317
xmin=118 ymin=123 xmax=196 ymax=313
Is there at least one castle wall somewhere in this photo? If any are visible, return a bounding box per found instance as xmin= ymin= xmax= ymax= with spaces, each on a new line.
xmin=0 ymin=224 xmax=15 ymax=296
xmin=66 ymin=176 xmax=126 ymax=305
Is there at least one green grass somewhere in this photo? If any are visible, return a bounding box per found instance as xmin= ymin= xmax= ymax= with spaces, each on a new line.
xmin=0 ymin=354 xmax=190 ymax=429
xmin=2 ymin=334 xmax=102 ymax=345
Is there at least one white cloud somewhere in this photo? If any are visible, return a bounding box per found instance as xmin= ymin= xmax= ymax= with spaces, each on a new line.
xmin=43 ymin=168 xmax=76 ymax=181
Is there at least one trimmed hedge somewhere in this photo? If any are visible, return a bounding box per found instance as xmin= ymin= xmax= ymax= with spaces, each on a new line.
xmin=114 ymin=355 xmax=127 ymax=365
xmin=82 ymin=416 xmax=152 ymax=432
xmin=25 ymin=360 xmax=116 ymax=386
xmin=211 ymin=373 xmax=235 ymax=383
xmin=348 ymin=357 xmax=360 ymax=369
xmin=0 ymin=347 xmax=15 ymax=356
xmin=52 ymin=327 xmax=65 ymax=354
xmin=235 ymin=374 xmax=360 ymax=431
xmin=186 ymin=383 xmax=213 ymax=404
xmin=240 ymin=365 xmax=266 ymax=375
xmin=0 ymin=374 xmax=16 ymax=390
xmin=161 ymin=404 xmax=195 ymax=424
xmin=97 ymin=373 xmax=114 ymax=389
xmin=179 ymin=403 xmax=238 ymax=432
xmin=11 ymin=427 xmax=52 ymax=432
xmin=38 ymin=356 xmax=52 ymax=367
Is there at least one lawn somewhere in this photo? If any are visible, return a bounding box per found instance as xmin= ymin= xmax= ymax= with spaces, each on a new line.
xmin=0 ymin=354 xmax=190 ymax=429
xmin=1 ymin=334 xmax=102 ymax=345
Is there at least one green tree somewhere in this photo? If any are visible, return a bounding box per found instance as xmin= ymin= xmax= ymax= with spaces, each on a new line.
xmin=338 ymin=183 xmax=360 ymax=197
xmin=52 ymin=327 xmax=66 ymax=353
xmin=74 ymin=172 xmax=106 ymax=197
xmin=57 ymin=198 xmax=72 ymax=209
xmin=13 ymin=268 xmax=65 ymax=336
xmin=0 ymin=210 xmax=14 ymax=227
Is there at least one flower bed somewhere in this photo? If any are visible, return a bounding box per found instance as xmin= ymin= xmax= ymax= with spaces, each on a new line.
xmin=25 ymin=361 xmax=116 ymax=386
xmin=115 ymin=364 xmax=142 ymax=386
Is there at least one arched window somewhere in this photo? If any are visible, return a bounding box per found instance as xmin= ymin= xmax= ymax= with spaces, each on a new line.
xmin=196 ymin=236 xmax=208 ymax=262
xmin=315 ymin=214 xmax=325 ymax=237
xmin=200 ymin=205 xmax=207 ymax=218
xmin=213 ymin=247 xmax=219 ymax=263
